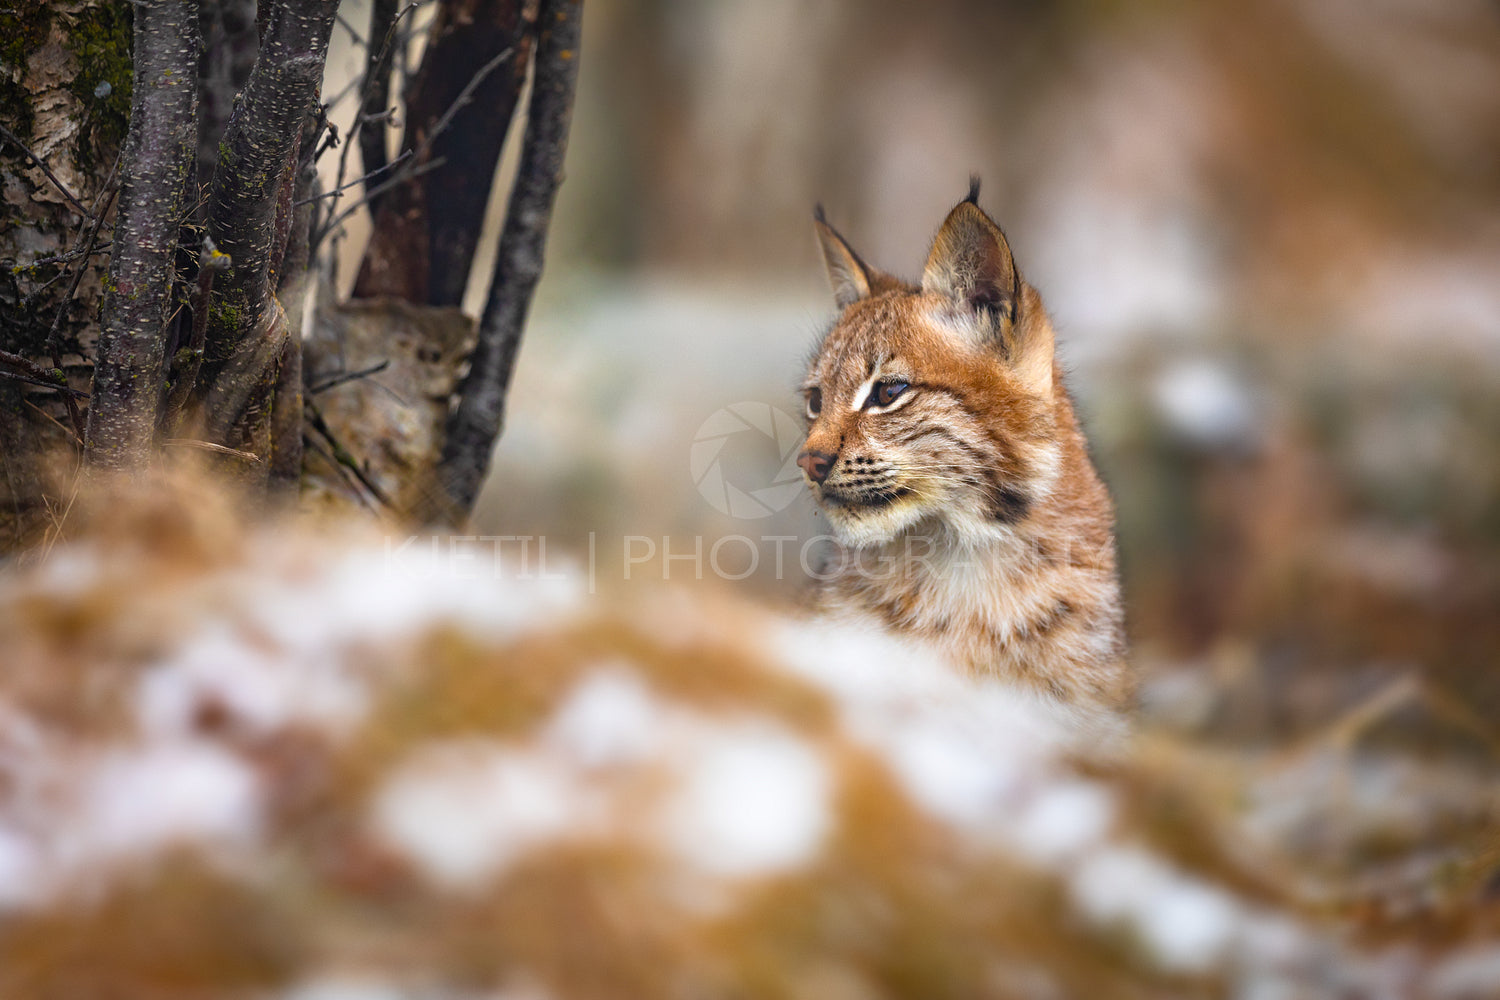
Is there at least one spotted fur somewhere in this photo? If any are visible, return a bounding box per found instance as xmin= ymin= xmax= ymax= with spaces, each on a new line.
xmin=801 ymin=185 xmax=1129 ymax=726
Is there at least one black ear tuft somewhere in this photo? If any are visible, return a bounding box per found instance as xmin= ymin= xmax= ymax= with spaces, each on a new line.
xmin=813 ymin=203 xmax=828 ymax=225
xmin=964 ymin=175 xmax=981 ymax=206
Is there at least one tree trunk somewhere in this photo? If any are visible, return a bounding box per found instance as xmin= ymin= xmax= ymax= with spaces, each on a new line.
xmin=194 ymin=0 xmax=337 ymax=470
xmin=352 ymin=0 xmax=534 ymax=306
xmin=268 ymin=113 xmax=319 ymax=499
xmin=1 ymin=0 xmax=580 ymax=539
xmin=357 ymin=0 xmax=399 ymax=215
xmin=0 ymin=0 xmax=132 ymax=545
xmin=430 ymin=0 xmax=582 ymax=522
xmin=86 ymin=0 xmax=200 ymax=471
xmin=196 ymin=0 xmax=258 ymax=199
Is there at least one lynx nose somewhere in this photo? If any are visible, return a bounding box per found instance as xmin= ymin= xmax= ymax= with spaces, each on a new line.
xmin=797 ymin=449 xmax=836 ymax=484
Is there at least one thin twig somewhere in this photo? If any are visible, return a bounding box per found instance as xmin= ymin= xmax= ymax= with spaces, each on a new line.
xmin=45 ymin=165 xmax=121 ymax=357
xmin=32 ymin=147 xmax=117 ymax=446
xmin=305 ymin=398 xmax=394 ymax=508
xmin=359 ymin=107 xmax=398 ymax=126
xmin=162 ymin=438 xmax=263 ymax=463
xmin=6 ymin=243 xmax=113 ymax=271
xmin=56 ymin=365 xmax=86 ymax=442
xmin=303 ymin=434 xmax=379 ymax=514
xmin=0 ymin=123 xmax=92 ymax=219
xmin=295 ymin=149 xmax=410 ymax=206
xmin=418 ymin=47 xmax=515 ymax=166
xmin=326 ymin=0 xmax=431 ymax=215
xmin=46 ymin=179 xmax=118 ymax=443
xmin=36 ymin=472 xmax=81 ymax=565
xmin=19 ymin=268 xmax=75 ymax=309
xmin=313 ymin=154 xmax=446 ymax=251
xmin=314 ymin=41 xmax=513 ymax=253
xmin=323 ymin=0 xmax=433 ymax=112
xmin=309 ymin=359 xmax=390 ymax=394
xmin=0 ymin=350 xmax=89 ymax=397
xmin=17 ymin=173 xmax=119 ymax=312
xmin=310 ymin=104 xmax=339 ymax=163
xmin=0 ymin=369 xmax=85 ymax=394
xmin=23 ymin=397 xmax=81 ymax=442
xmin=59 ymin=152 xmax=125 ymax=440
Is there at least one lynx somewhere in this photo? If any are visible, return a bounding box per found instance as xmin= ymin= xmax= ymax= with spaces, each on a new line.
xmin=799 ymin=180 xmax=1129 ymax=724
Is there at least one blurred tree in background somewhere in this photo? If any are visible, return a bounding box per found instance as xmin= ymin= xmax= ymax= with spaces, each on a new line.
xmin=0 ymin=0 xmax=582 ymax=543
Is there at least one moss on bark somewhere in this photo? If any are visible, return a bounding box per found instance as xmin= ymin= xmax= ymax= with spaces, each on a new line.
xmin=64 ymin=1 xmax=134 ymax=171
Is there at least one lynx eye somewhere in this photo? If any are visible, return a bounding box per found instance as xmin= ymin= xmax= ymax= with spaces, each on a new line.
xmin=869 ymin=380 xmax=909 ymax=408
xmin=805 ymin=387 xmax=822 ymax=419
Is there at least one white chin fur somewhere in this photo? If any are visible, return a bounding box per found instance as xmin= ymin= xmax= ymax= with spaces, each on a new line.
xmin=822 ymin=498 xmax=926 ymax=547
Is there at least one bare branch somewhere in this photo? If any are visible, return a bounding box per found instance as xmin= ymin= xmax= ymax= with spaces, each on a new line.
xmin=295 ymin=148 xmax=411 ymax=206
xmin=45 ymin=179 xmax=119 ymax=359
xmin=324 ymin=0 xmax=430 ymax=218
xmin=0 ymin=123 xmax=93 ymax=220
xmin=306 ymin=398 xmax=394 ymax=509
xmin=7 ymin=243 xmax=113 ymax=271
xmin=46 ymin=171 xmax=121 ymax=444
xmin=433 ymin=0 xmax=582 ymax=520
xmin=309 ymin=359 xmax=391 ymax=394
xmin=353 ymin=0 xmax=531 ymax=305
xmin=312 ymin=154 xmax=447 ymax=253
xmin=303 ymin=434 xmax=379 ymax=514
xmin=0 ymin=351 xmax=88 ymax=397
xmin=418 ymin=46 xmax=516 ymax=164
xmin=23 ymin=397 xmax=85 ymax=444
xmin=323 ymin=31 xmax=514 ymax=271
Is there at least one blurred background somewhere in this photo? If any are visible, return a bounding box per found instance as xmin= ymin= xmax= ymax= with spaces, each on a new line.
xmin=318 ymin=0 xmax=1500 ymax=735
xmin=4 ymin=3 xmax=1500 ymax=992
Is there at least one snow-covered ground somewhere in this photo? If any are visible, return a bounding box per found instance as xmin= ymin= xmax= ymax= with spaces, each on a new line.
xmin=1 ymin=490 xmax=1496 ymax=997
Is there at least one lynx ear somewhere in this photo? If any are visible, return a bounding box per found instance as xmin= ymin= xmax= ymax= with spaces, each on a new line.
xmin=921 ymin=179 xmax=1019 ymax=321
xmin=924 ymin=180 xmax=1052 ymax=396
xmin=814 ymin=205 xmax=877 ymax=309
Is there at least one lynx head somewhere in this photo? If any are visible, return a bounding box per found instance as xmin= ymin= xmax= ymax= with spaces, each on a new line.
xmin=799 ymin=180 xmax=1062 ymax=547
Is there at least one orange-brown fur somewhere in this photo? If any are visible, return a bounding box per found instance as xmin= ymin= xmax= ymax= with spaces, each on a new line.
xmin=800 ymin=184 xmax=1129 ymax=725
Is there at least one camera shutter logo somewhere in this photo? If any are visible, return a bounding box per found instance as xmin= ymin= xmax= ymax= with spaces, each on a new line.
xmin=690 ymin=403 xmax=804 ymax=519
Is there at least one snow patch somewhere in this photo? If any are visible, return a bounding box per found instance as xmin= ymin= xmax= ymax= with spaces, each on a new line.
xmin=1070 ymin=846 xmax=1241 ymax=973
xmin=372 ymin=741 xmax=593 ymax=889
xmin=75 ymin=741 xmax=262 ymax=862
xmin=137 ymin=624 xmax=370 ymax=738
xmin=543 ymin=666 xmax=665 ymax=769
xmin=248 ymin=543 xmax=583 ymax=656
xmin=660 ymin=723 xmax=832 ymax=879
xmin=0 ymin=738 xmax=262 ymax=909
